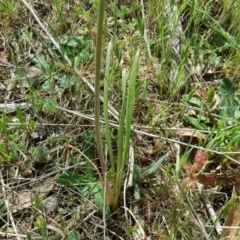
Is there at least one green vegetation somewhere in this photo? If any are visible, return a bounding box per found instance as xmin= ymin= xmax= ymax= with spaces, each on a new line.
xmin=1 ymin=0 xmax=240 ymax=239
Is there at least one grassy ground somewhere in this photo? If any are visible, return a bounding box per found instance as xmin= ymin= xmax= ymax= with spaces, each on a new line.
xmin=1 ymin=0 xmax=240 ymax=239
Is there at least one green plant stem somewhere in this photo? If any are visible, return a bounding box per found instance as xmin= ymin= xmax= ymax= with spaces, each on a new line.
xmin=94 ymin=0 xmax=113 ymax=205
xmin=112 ymin=50 xmax=140 ymax=211
xmin=104 ymin=40 xmax=115 ymax=173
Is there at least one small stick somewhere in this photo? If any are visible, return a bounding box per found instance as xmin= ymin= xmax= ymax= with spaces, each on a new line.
xmin=197 ymin=183 xmax=222 ymax=235
xmin=177 ymin=180 xmax=209 ymax=240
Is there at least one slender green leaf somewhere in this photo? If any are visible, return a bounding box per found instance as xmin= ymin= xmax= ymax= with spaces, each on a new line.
xmin=94 ymin=184 xmax=111 ymax=217
xmin=117 ymin=68 xmax=127 ymax=170
xmin=113 ymin=50 xmax=140 ymax=210
xmin=207 ymin=86 xmax=215 ymax=104
xmin=104 ymin=40 xmax=115 ymax=172
xmin=134 ymin=184 xmax=141 ymax=200
xmin=122 ymin=50 xmax=140 ymax=165
xmin=142 ymin=153 xmax=169 ymax=177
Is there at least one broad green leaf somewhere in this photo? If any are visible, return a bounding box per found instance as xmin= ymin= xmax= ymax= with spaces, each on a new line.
xmin=182 ymin=91 xmax=202 ymax=108
xmin=74 ymin=56 xmax=80 ymax=67
xmin=79 ymin=49 xmax=90 ymax=62
xmin=26 ymin=232 xmax=32 ymax=240
xmin=220 ymin=197 xmax=234 ymax=219
xmin=133 ymin=164 xmax=142 ymax=179
xmin=134 ymin=184 xmax=140 ymax=200
xmin=57 ymin=172 xmax=94 ymax=186
xmin=54 ymin=74 xmax=78 ymax=89
xmin=66 ymin=38 xmax=79 ymax=47
xmin=207 ymin=86 xmax=215 ymax=104
xmin=31 ymin=56 xmax=49 ymax=70
xmin=142 ymin=153 xmax=169 ymax=177
xmin=120 ymin=5 xmax=130 ymax=17
xmin=94 ymin=184 xmax=111 ymax=216
xmin=182 ymin=89 xmax=195 ymax=102
xmin=219 ymin=78 xmax=237 ymax=118
xmin=235 ymin=109 xmax=240 ymax=119
xmin=219 ymin=78 xmax=233 ymax=97
xmin=220 ymin=97 xmax=236 ymax=118
xmin=183 ymin=116 xmax=207 ymax=130
xmin=187 ymin=97 xmax=203 ymax=108
xmin=126 ymin=226 xmax=137 ymax=236
xmin=28 ymin=119 xmax=36 ymax=129
xmin=67 ymin=231 xmax=80 ymax=240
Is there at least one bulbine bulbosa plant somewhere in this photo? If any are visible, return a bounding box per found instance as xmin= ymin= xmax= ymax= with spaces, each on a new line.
xmin=94 ymin=0 xmax=140 ymax=212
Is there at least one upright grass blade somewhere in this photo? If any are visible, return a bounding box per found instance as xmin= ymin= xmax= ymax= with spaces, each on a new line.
xmin=94 ymin=0 xmax=113 ymax=205
xmin=122 ymin=49 xmax=140 ymax=167
xmin=104 ymin=40 xmax=115 ymax=173
xmin=116 ymin=68 xmax=128 ymax=174
xmin=112 ymin=50 xmax=140 ymax=211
